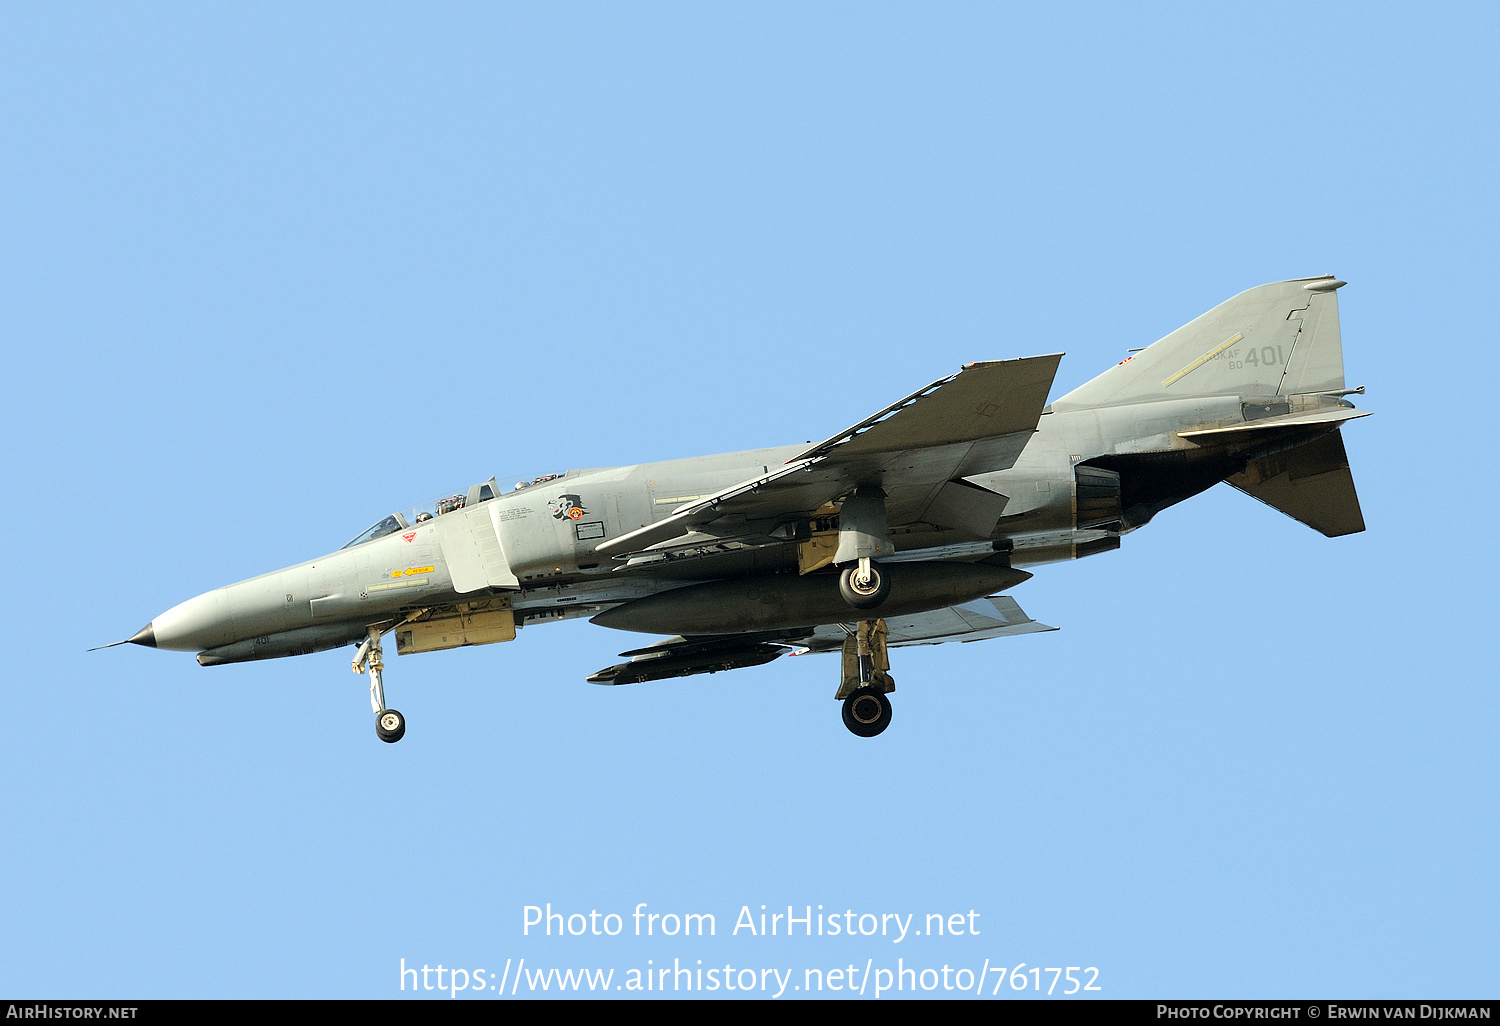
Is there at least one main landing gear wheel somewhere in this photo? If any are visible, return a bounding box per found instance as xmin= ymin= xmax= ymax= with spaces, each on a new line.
xmin=376 ymin=708 xmax=406 ymax=743
xmin=839 ymin=561 xmax=890 ymax=609
xmin=842 ymin=686 xmax=892 ymax=737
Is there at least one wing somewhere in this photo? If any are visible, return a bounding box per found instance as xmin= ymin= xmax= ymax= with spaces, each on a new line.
xmin=793 ymin=595 xmax=1057 ymax=653
xmin=584 ymin=595 xmax=1055 ymax=683
xmin=879 ymin=593 xmax=1057 ymax=646
xmin=595 ymin=354 xmax=1063 ymax=559
xmin=787 ymin=354 xmax=1063 ymax=463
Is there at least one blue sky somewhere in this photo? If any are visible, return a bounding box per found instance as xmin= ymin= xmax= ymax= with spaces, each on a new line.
xmin=2 ymin=3 xmax=1495 ymax=999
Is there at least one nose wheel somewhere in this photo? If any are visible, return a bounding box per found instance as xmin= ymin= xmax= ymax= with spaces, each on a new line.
xmin=354 ymin=627 xmax=406 ymax=744
xmin=836 ymin=618 xmax=894 ymax=737
xmin=376 ymin=708 xmax=406 ymax=743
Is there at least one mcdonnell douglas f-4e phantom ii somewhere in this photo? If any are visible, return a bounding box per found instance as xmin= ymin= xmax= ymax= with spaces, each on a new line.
xmin=105 ymin=276 xmax=1368 ymax=741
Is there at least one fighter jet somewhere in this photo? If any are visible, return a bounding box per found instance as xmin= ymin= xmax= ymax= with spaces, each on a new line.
xmin=102 ymin=276 xmax=1367 ymax=741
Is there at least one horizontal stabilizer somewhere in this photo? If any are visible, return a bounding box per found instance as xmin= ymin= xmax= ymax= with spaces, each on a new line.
xmin=1226 ymin=430 xmax=1365 ymax=537
xmin=1178 ymin=404 xmax=1369 ymax=440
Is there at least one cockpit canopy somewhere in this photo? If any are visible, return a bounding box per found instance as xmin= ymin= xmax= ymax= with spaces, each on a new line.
xmin=341 ymin=477 xmax=501 ymax=549
xmin=342 ymin=513 xmax=408 ymax=550
xmin=340 ymin=473 xmax=564 ymax=549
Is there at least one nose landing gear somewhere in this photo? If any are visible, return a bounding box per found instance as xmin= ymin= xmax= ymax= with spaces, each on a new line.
xmin=354 ymin=627 xmax=405 ymax=744
xmin=837 ymin=618 xmax=894 ymax=737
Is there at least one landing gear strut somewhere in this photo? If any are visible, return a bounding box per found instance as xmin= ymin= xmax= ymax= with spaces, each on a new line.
xmin=837 ymin=618 xmax=894 ymax=737
xmin=354 ymin=627 xmax=405 ymax=743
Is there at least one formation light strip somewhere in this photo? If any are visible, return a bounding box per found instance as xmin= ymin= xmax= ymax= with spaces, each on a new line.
xmin=1162 ymin=332 xmax=1243 ymax=388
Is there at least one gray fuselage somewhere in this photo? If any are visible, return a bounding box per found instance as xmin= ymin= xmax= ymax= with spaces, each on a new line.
xmin=145 ymin=388 xmax=1348 ymax=662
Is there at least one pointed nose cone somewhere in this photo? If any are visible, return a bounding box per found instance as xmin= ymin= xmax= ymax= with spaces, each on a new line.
xmin=127 ymin=623 xmax=157 ymax=648
xmin=150 ymin=588 xmax=236 ymax=652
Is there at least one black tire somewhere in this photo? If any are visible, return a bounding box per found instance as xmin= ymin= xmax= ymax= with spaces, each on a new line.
xmin=376 ymin=708 xmax=406 ymax=743
xmin=841 ymin=686 xmax=892 ymax=737
xmin=839 ymin=564 xmax=891 ymax=609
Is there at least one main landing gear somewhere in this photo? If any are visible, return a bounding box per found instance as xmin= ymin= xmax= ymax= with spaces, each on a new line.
xmin=837 ymin=618 xmax=894 ymax=737
xmin=354 ymin=627 xmax=405 ymax=743
xmin=838 ymin=556 xmax=890 ymax=610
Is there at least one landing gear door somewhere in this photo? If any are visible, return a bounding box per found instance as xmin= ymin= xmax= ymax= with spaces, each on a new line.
xmin=432 ymin=503 xmax=520 ymax=593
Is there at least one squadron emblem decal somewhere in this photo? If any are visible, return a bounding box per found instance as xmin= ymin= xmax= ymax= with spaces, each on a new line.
xmin=551 ymin=494 xmax=588 ymax=521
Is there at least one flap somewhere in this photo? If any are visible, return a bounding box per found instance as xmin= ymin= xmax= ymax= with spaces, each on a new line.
xmin=920 ymin=481 xmax=1010 ymax=537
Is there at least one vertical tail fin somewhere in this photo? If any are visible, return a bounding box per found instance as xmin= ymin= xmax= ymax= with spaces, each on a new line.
xmin=1053 ymin=276 xmax=1347 ymax=410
